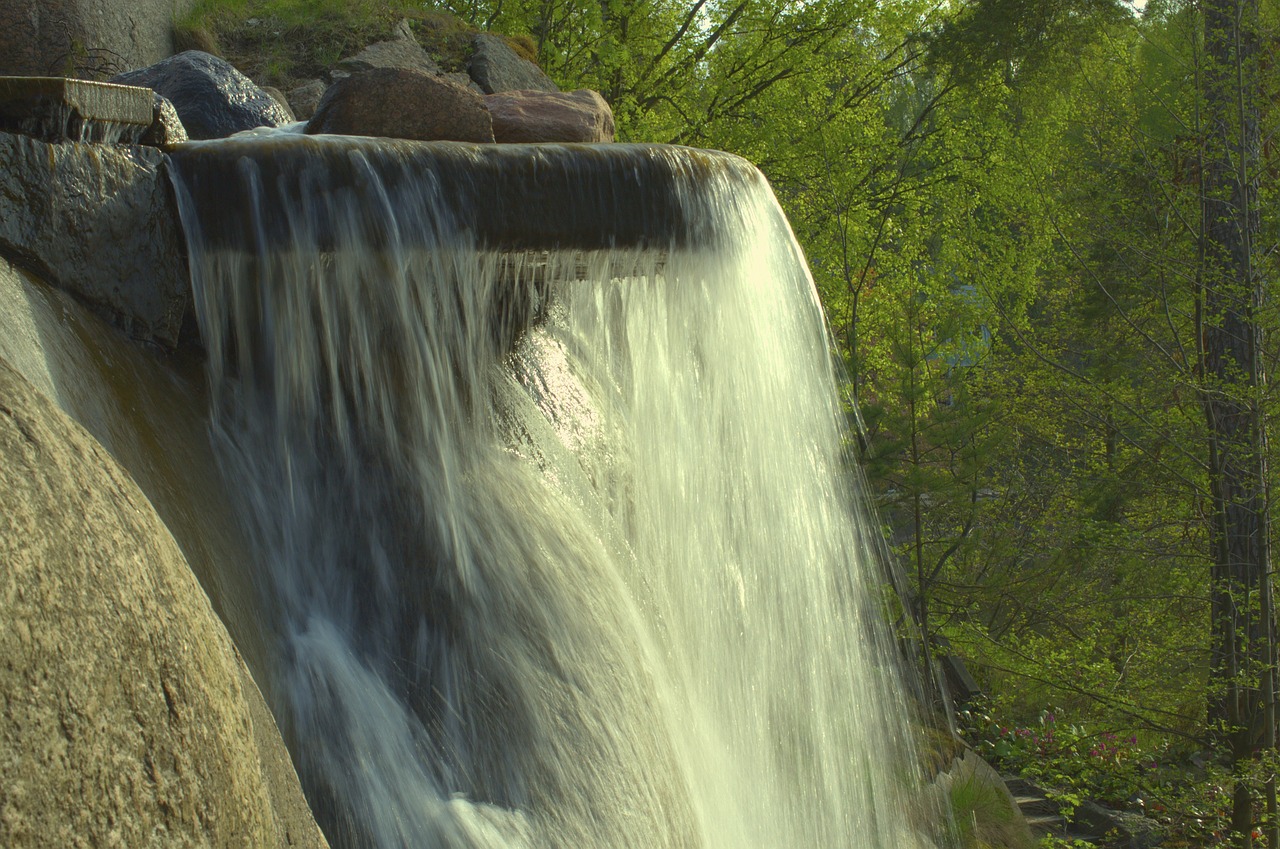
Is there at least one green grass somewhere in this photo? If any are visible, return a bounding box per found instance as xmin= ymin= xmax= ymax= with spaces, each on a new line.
xmin=948 ymin=769 xmax=1036 ymax=849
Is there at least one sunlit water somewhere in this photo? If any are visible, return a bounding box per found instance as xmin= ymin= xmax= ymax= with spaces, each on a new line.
xmin=170 ymin=137 xmax=943 ymax=849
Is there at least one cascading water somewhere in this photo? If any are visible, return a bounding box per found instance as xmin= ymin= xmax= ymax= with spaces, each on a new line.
xmin=169 ymin=136 xmax=944 ymax=849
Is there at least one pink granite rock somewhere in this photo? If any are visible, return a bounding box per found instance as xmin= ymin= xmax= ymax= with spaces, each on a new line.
xmin=306 ymin=67 xmax=494 ymax=142
xmin=486 ymin=89 xmax=614 ymax=144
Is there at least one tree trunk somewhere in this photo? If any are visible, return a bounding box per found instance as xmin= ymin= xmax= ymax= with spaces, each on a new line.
xmin=1198 ymin=0 xmax=1273 ymax=843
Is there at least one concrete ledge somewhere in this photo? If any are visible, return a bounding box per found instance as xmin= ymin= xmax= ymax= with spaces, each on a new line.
xmin=0 ymin=76 xmax=154 ymax=142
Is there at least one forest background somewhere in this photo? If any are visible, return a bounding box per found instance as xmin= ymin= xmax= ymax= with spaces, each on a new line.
xmin=177 ymin=0 xmax=1279 ymax=844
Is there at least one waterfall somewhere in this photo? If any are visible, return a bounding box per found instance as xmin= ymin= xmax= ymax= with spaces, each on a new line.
xmin=169 ymin=136 xmax=941 ymax=849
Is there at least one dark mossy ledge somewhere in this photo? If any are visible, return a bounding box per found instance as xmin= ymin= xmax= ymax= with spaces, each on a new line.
xmin=0 ymin=124 xmax=766 ymax=352
xmin=167 ymin=135 xmax=764 ymax=254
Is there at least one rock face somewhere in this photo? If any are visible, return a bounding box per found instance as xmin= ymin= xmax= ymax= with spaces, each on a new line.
xmin=468 ymin=33 xmax=559 ymax=94
xmin=0 ymin=131 xmax=188 ymax=347
xmin=0 ymin=357 xmax=328 ymax=848
xmin=112 ymin=51 xmax=293 ymax=140
xmin=444 ymin=71 xmax=485 ymax=94
xmin=487 ymin=89 xmax=615 ymax=143
xmin=0 ymin=0 xmax=197 ymax=77
xmin=306 ymin=67 xmax=494 ymax=142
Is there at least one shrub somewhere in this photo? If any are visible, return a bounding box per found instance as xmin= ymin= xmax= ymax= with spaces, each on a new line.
xmin=956 ymin=700 xmax=1274 ymax=846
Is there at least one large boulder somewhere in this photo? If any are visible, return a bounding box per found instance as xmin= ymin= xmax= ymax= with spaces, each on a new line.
xmin=0 ymin=356 xmax=329 ymax=848
xmin=486 ymin=89 xmax=615 ymax=143
xmin=0 ymin=131 xmax=188 ymax=348
xmin=468 ymin=33 xmax=559 ymax=94
xmin=306 ymin=67 xmax=494 ymax=142
xmin=0 ymin=0 xmax=197 ymax=78
xmin=112 ymin=50 xmax=293 ymax=140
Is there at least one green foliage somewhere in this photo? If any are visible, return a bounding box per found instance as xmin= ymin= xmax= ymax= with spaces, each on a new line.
xmin=868 ymin=5 xmax=1235 ymax=776
xmin=927 ymin=0 xmax=1131 ymax=90
xmin=962 ymin=705 xmax=1159 ymax=810
xmin=161 ymin=0 xmax=1280 ymax=841
xmin=1037 ymin=838 xmax=1094 ymax=849
xmin=959 ymin=701 xmax=1280 ymax=846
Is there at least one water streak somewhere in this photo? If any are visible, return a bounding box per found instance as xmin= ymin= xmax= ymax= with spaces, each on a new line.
xmin=170 ymin=136 xmax=941 ymax=849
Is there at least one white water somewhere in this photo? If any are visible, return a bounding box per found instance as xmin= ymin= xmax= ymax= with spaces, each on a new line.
xmin=171 ymin=137 xmax=942 ymax=849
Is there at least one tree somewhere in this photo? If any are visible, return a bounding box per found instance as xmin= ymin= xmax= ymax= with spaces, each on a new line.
xmin=928 ymin=1 xmax=1280 ymax=841
xmin=437 ymin=0 xmax=886 ymax=143
xmin=1197 ymin=0 xmax=1274 ymax=840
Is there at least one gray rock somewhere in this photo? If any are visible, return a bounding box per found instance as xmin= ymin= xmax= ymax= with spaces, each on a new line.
xmin=140 ymin=91 xmax=189 ymax=147
xmin=0 ymin=0 xmax=198 ymax=78
xmin=260 ymin=85 xmax=297 ymax=122
xmin=306 ymin=67 xmax=494 ymax=142
xmin=1072 ymin=800 xmax=1165 ymax=849
xmin=443 ymin=71 xmax=485 ymax=94
xmin=0 ymin=131 xmax=188 ymax=347
xmin=287 ymin=79 xmax=327 ymax=120
xmin=487 ymin=89 xmax=615 ymax=143
xmin=112 ymin=50 xmax=292 ymax=140
xmin=0 ymin=356 xmax=329 ymax=849
xmin=336 ymin=36 xmax=442 ymax=76
xmin=468 ymin=33 xmax=558 ymax=94
xmin=392 ymin=18 xmax=416 ymax=41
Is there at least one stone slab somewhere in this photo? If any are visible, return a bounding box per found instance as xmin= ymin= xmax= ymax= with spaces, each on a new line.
xmin=0 ymin=76 xmax=155 ymax=142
